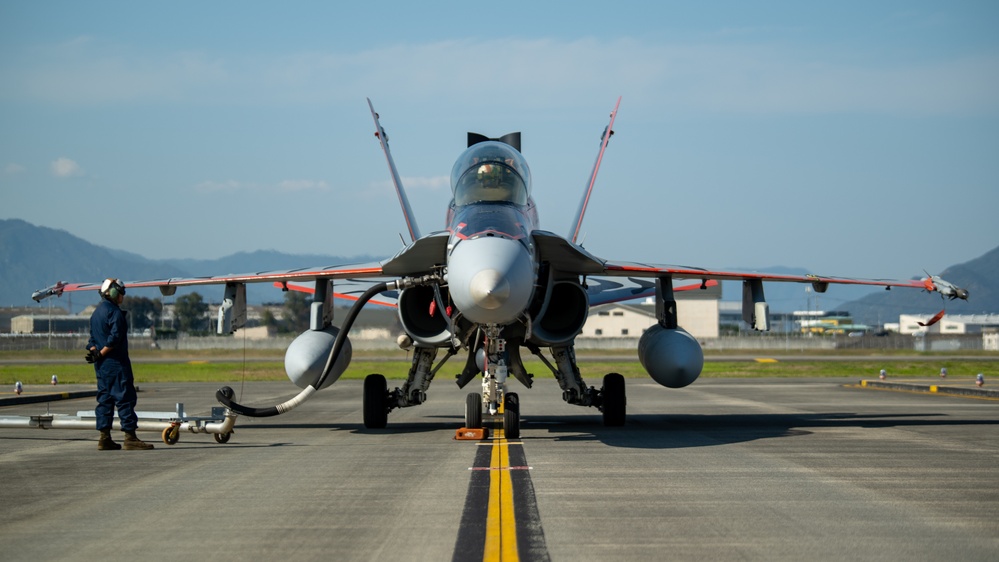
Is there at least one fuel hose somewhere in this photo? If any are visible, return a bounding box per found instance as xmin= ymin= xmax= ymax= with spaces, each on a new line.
xmin=215 ymin=281 xmax=391 ymax=417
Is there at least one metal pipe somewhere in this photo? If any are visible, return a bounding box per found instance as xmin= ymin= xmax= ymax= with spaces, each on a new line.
xmin=0 ymin=411 xmax=237 ymax=436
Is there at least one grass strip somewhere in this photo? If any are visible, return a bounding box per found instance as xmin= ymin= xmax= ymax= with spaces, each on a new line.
xmin=2 ymin=359 xmax=994 ymax=385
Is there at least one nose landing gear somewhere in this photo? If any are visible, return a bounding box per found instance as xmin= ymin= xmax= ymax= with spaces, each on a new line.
xmin=464 ymin=391 xmax=520 ymax=438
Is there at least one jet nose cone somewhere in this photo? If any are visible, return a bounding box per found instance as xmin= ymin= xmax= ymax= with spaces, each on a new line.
xmin=447 ymin=236 xmax=535 ymax=325
xmin=470 ymin=269 xmax=511 ymax=310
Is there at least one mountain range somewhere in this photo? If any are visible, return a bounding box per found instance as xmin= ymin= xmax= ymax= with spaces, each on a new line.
xmin=720 ymin=246 xmax=999 ymax=323
xmin=841 ymin=244 xmax=999 ymax=326
xmin=0 ymin=219 xmax=378 ymax=311
xmin=3 ymin=218 xmax=997 ymax=323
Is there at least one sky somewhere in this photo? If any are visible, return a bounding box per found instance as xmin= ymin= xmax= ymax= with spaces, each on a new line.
xmin=2 ymin=1 xmax=997 ymax=287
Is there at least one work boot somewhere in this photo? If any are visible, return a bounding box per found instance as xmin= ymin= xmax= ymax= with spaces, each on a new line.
xmin=97 ymin=429 xmax=121 ymax=451
xmin=122 ymin=430 xmax=154 ymax=450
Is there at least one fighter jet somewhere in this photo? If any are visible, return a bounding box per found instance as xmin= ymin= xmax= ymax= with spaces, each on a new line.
xmin=31 ymin=98 xmax=968 ymax=437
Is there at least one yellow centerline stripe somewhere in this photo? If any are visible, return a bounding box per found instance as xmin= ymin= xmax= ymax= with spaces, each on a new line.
xmin=483 ymin=432 xmax=519 ymax=562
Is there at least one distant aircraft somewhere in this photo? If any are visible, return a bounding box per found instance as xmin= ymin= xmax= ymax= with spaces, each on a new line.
xmin=32 ymin=98 xmax=968 ymax=437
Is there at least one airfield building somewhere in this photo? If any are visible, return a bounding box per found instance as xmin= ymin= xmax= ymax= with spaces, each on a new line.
xmin=581 ymin=282 xmax=721 ymax=340
xmin=11 ymin=314 xmax=90 ymax=334
xmin=897 ymin=314 xmax=999 ymax=335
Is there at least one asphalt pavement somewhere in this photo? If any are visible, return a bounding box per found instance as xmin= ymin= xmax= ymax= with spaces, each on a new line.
xmin=1 ymin=377 xmax=997 ymax=561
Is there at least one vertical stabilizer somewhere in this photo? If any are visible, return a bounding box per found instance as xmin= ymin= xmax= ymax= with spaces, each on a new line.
xmin=367 ymin=98 xmax=421 ymax=242
xmin=568 ymin=97 xmax=621 ymax=244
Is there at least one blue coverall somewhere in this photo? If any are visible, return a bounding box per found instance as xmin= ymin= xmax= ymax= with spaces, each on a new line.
xmin=87 ymin=299 xmax=138 ymax=432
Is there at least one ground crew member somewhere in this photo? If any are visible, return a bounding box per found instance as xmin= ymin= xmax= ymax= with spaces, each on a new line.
xmin=86 ymin=278 xmax=153 ymax=451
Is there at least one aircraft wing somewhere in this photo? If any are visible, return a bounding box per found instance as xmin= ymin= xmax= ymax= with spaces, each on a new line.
xmin=548 ymin=95 xmax=966 ymax=315
xmin=532 ymin=230 xmax=947 ymax=307
xmin=583 ymin=258 xmax=964 ymax=331
xmin=599 ymin=259 xmax=934 ymax=291
xmin=31 ymin=261 xmax=389 ymax=302
xmin=31 ymin=227 xmax=452 ymax=303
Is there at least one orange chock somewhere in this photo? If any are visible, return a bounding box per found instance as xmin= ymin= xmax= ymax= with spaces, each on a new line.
xmin=455 ymin=427 xmax=489 ymax=440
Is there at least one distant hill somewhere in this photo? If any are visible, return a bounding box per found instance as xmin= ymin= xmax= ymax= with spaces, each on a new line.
xmin=158 ymin=250 xmax=382 ymax=305
xmin=4 ymin=218 xmax=996 ymax=324
xmin=163 ymin=250 xmax=382 ymax=278
xmin=1 ymin=219 xmax=189 ymax=309
xmin=718 ymin=249 xmax=999 ymax=324
xmin=0 ymin=219 xmax=380 ymax=310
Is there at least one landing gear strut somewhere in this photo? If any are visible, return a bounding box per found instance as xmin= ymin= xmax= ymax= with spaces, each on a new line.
xmin=527 ymin=344 xmax=627 ymax=426
xmin=359 ymin=326 xmax=527 ymax=436
xmin=479 ymin=329 xmax=523 ymax=437
xmin=363 ymin=346 xmax=446 ymax=429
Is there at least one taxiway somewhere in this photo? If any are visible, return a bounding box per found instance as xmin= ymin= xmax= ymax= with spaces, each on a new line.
xmin=1 ymin=378 xmax=997 ymax=561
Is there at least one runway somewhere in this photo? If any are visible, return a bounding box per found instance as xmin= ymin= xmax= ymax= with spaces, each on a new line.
xmin=1 ymin=377 xmax=997 ymax=561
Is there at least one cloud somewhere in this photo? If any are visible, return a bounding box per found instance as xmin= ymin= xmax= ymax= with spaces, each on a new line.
xmin=195 ymin=179 xmax=330 ymax=193
xmin=278 ymin=179 xmax=330 ymax=192
xmin=195 ymin=179 xmax=247 ymax=192
xmin=50 ymin=157 xmax=83 ymax=178
xmin=399 ymin=176 xmax=449 ymax=191
xmin=366 ymin=176 xmax=449 ymax=199
xmin=5 ymin=37 xmax=227 ymax=106
xmin=5 ymin=36 xmax=997 ymax=116
xmin=4 ymin=163 xmax=25 ymax=175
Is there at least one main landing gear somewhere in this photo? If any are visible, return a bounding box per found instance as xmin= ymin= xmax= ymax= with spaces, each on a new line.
xmin=362 ymin=346 xmax=438 ymax=430
xmin=360 ymin=340 xmax=626 ymax=433
xmin=363 ymin=374 xmax=389 ymax=429
xmin=527 ymin=344 xmax=627 ymax=426
xmin=361 ymin=330 xmax=526 ymax=438
xmin=600 ymin=373 xmax=626 ymax=427
xmin=362 ymin=373 xmax=522 ymax=438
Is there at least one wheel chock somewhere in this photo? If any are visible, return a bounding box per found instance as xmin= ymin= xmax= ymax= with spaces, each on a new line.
xmin=455 ymin=427 xmax=489 ymax=440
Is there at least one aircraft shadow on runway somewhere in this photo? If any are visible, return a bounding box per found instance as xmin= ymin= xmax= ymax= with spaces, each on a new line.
xmin=519 ymin=412 xmax=999 ymax=450
xmin=235 ymin=412 xmax=998 ymax=449
xmin=238 ymin=420 xmax=456 ymax=436
xmin=7 ymin=412 xmax=988 ymax=448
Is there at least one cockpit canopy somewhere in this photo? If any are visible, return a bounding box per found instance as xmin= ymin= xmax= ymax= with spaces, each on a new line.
xmin=450 ymin=141 xmax=531 ymax=206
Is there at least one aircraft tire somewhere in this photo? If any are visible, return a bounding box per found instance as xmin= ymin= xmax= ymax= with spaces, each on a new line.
xmin=602 ymin=373 xmax=626 ymax=427
xmin=504 ymin=407 xmax=520 ymax=439
xmin=465 ymin=392 xmax=482 ymax=429
xmin=364 ymin=374 xmax=389 ymax=429
xmin=505 ymin=392 xmax=519 ymax=414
